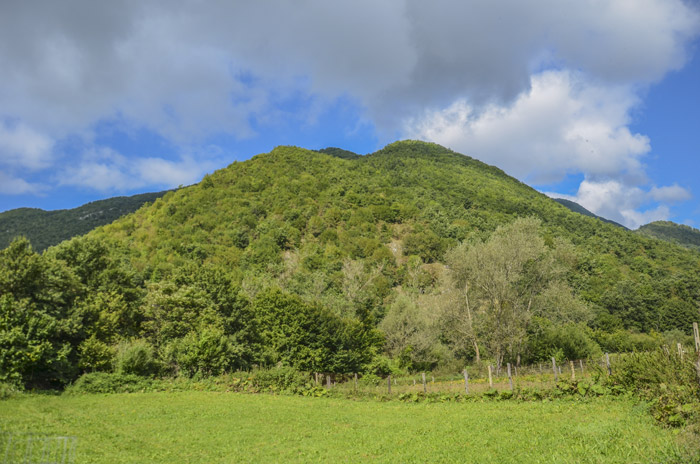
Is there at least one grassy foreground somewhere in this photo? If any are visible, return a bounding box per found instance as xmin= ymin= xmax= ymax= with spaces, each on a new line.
xmin=0 ymin=392 xmax=688 ymax=463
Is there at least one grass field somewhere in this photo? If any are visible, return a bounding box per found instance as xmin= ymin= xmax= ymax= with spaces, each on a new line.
xmin=0 ymin=392 xmax=689 ymax=463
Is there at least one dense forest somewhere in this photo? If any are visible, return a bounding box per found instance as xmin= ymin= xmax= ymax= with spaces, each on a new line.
xmin=0 ymin=190 xmax=168 ymax=252
xmin=636 ymin=220 xmax=700 ymax=251
xmin=2 ymin=140 xmax=699 ymax=389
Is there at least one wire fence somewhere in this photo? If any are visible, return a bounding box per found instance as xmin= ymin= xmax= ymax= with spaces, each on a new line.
xmin=1 ymin=432 xmax=76 ymax=464
xmin=314 ymin=357 xmax=599 ymax=396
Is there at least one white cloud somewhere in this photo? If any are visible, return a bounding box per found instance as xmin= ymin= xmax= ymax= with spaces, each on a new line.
xmin=0 ymin=121 xmax=53 ymax=171
xmin=0 ymin=0 xmax=697 ymax=139
xmin=405 ymin=71 xmax=650 ymax=184
xmin=58 ymin=147 xmax=219 ymax=193
xmin=547 ymin=179 xmax=691 ymax=228
xmin=0 ymin=0 xmax=697 ymax=205
xmin=0 ymin=170 xmax=45 ymax=195
xmin=649 ymin=184 xmax=692 ymax=203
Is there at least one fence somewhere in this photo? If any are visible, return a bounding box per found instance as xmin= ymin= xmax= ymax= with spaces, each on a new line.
xmin=318 ymin=322 xmax=700 ymax=397
xmin=318 ymin=358 xmax=594 ymax=396
xmin=1 ymin=432 xmax=76 ymax=464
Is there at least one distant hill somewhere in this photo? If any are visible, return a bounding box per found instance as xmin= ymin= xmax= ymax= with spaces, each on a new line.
xmin=0 ymin=190 xmax=168 ymax=251
xmin=636 ymin=221 xmax=700 ymax=251
xmin=553 ymin=198 xmax=627 ymax=229
xmin=316 ymin=147 xmax=362 ymax=159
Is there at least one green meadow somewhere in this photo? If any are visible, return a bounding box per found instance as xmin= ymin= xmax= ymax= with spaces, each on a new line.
xmin=0 ymin=393 xmax=688 ymax=463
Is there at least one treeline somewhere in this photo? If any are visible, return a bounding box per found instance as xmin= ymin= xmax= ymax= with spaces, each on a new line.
xmin=2 ymin=141 xmax=699 ymax=389
xmin=0 ymin=238 xmax=379 ymax=388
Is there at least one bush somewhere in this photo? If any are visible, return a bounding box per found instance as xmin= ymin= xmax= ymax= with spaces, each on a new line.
xmin=604 ymin=350 xmax=700 ymax=427
xmin=67 ymin=372 xmax=155 ymax=394
xmin=114 ymin=340 xmax=158 ymax=376
xmin=250 ymin=366 xmax=310 ymax=393
xmin=0 ymin=382 xmax=21 ymax=400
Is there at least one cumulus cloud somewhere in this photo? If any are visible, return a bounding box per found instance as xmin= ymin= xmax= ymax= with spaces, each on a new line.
xmin=405 ymin=71 xmax=651 ymax=184
xmin=58 ymin=147 xmax=220 ymax=193
xmin=1 ymin=0 xmax=697 ymax=138
xmin=547 ymin=179 xmax=692 ymax=229
xmin=0 ymin=0 xmax=697 ymax=205
xmin=0 ymin=121 xmax=53 ymax=171
xmin=0 ymin=171 xmax=45 ymax=195
xmin=649 ymin=184 xmax=692 ymax=203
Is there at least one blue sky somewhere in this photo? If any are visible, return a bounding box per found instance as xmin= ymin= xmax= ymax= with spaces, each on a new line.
xmin=1 ymin=1 xmax=699 ymax=229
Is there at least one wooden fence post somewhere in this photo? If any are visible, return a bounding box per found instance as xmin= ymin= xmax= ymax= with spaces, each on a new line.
xmin=463 ymin=369 xmax=469 ymax=394
xmin=488 ymin=365 xmax=493 ymax=388
xmin=422 ymin=372 xmax=427 ymax=393
xmin=387 ymin=375 xmax=391 ymax=394
xmin=570 ymin=361 xmax=575 ymax=380
xmin=579 ymin=359 xmax=584 ymax=375
xmin=552 ymin=357 xmax=558 ymax=382
xmin=507 ymin=363 xmax=513 ymax=391
xmin=326 ymin=375 xmax=331 ymax=388
xmin=354 ymin=373 xmax=358 ymax=391
xmin=678 ymin=343 xmax=684 ymax=360
xmin=605 ymin=353 xmax=611 ymax=376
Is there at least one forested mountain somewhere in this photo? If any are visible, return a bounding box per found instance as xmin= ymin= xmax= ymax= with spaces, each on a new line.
xmin=636 ymin=221 xmax=700 ymax=251
xmin=552 ymin=198 xmax=626 ymax=229
xmin=0 ymin=191 xmax=168 ymax=252
xmin=2 ymin=140 xmax=699 ymax=388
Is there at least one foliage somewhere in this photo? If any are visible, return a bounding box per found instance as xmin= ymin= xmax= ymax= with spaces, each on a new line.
xmin=604 ymin=350 xmax=700 ymax=427
xmin=3 ymin=140 xmax=700 ymax=387
xmin=637 ymin=220 xmax=700 ymax=251
xmin=66 ymin=372 xmax=155 ymax=394
xmin=249 ymin=366 xmax=311 ymax=393
xmin=113 ymin=339 xmax=158 ymax=376
xmin=0 ymin=190 xmax=168 ymax=252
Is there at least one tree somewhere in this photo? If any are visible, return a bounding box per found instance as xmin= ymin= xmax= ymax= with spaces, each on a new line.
xmin=444 ymin=218 xmax=573 ymax=369
xmin=0 ymin=238 xmax=81 ymax=387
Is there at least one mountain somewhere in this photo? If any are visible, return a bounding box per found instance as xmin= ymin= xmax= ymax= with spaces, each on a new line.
xmin=3 ymin=140 xmax=700 ymax=387
xmin=552 ymin=198 xmax=627 ymax=229
xmin=636 ymin=221 xmax=700 ymax=251
xmin=0 ymin=190 xmax=169 ymax=252
xmin=88 ymin=140 xmax=699 ymax=333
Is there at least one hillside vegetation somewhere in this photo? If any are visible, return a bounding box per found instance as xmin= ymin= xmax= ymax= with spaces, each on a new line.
xmin=0 ymin=191 xmax=168 ymax=252
xmin=2 ymin=140 xmax=699 ymax=388
xmin=637 ymin=220 xmax=700 ymax=251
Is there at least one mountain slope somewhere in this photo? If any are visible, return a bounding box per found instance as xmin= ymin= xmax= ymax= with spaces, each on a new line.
xmin=4 ymin=140 xmax=700 ymax=388
xmin=0 ymin=190 xmax=168 ymax=251
xmin=636 ymin=221 xmax=700 ymax=251
xmin=88 ymin=140 xmax=700 ymax=333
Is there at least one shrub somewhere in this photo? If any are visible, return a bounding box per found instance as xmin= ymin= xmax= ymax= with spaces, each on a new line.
xmin=114 ymin=339 xmax=158 ymax=376
xmin=0 ymin=382 xmax=21 ymax=400
xmin=250 ymin=366 xmax=310 ymax=393
xmin=67 ymin=372 xmax=154 ymax=394
xmin=604 ymin=350 xmax=700 ymax=427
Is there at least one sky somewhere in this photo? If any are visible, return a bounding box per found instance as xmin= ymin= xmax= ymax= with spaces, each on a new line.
xmin=1 ymin=0 xmax=699 ymax=229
